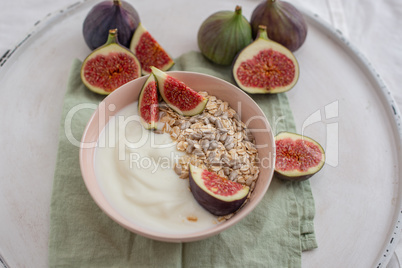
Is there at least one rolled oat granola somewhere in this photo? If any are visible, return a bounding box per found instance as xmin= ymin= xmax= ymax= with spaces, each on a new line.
xmin=159 ymin=92 xmax=260 ymax=220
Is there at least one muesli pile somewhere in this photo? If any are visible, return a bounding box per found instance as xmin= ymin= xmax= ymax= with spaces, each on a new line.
xmin=158 ymin=92 xmax=260 ymax=218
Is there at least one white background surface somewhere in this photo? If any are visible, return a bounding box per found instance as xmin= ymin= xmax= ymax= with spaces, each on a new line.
xmin=1 ymin=0 xmax=401 ymax=112
xmin=0 ymin=0 xmax=401 ymax=267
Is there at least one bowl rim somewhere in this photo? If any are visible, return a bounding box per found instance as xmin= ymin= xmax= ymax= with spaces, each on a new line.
xmin=79 ymin=70 xmax=275 ymax=242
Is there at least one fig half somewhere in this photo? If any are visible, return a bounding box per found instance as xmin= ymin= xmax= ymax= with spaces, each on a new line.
xmin=232 ymin=25 xmax=299 ymax=94
xmin=275 ymin=132 xmax=325 ymax=181
xmin=81 ymin=29 xmax=141 ymax=95
xmin=189 ymin=164 xmax=250 ymax=216
xmin=138 ymin=74 xmax=159 ymax=130
xmin=151 ymin=67 xmax=208 ymax=116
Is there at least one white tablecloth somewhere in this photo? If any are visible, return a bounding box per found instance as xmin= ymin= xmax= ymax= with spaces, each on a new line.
xmin=1 ymin=0 xmax=401 ymax=267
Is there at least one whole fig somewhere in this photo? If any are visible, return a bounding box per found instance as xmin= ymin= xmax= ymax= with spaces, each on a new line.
xmin=250 ymin=0 xmax=307 ymax=51
xmin=198 ymin=5 xmax=252 ymax=65
xmin=83 ymin=0 xmax=140 ymax=50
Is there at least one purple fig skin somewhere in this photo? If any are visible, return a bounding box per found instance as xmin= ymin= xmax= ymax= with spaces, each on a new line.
xmin=189 ymin=166 xmax=248 ymax=216
xmin=250 ymin=0 xmax=307 ymax=51
xmin=83 ymin=0 xmax=140 ymax=50
xmin=274 ymin=171 xmax=313 ymax=182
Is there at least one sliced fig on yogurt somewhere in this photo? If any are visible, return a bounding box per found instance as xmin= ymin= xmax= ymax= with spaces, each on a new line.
xmin=138 ymin=74 xmax=159 ymax=130
xmin=232 ymin=25 xmax=299 ymax=94
xmin=275 ymin=132 xmax=325 ymax=181
xmin=151 ymin=67 xmax=208 ymax=116
xmin=189 ymin=164 xmax=250 ymax=216
xmin=130 ymin=23 xmax=174 ymax=75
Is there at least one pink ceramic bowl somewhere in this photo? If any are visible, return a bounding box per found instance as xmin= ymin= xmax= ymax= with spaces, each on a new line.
xmin=80 ymin=71 xmax=275 ymax=242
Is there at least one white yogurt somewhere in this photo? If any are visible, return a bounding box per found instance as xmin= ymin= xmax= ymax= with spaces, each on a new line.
xmin=94 ymin=102 xmax=218 ymax=234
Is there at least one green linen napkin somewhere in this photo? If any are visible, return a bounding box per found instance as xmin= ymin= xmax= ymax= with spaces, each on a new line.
xmin=49 ymin=51 xmax=317 ymax=268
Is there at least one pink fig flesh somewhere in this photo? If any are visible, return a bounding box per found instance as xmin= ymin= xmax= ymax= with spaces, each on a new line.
xmin=130 ymin=23 xmax=174 ymax=75
xmin=275 ymin=132 xmax=325 ymax=181
xmin=138 ymin=74 xmax=159 ymax=129
xmin=81 ymin=29 xmax=141 ymax=95
xmin=151 ymin=67 xmax=208 ymax=116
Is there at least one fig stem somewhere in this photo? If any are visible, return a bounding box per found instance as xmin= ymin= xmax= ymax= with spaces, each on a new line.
xmin=265 ymin=0 xmax=276 ymax=8
xmin=113 ymin=0 xmax=122 ymax=5
xmin=257 ymin=25 xmax=269 ymax=40
xmin=235 ymin=5 xmax=242 ymax=15
xmin=106 ymin=29 xmax=119 ymax=45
